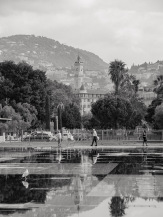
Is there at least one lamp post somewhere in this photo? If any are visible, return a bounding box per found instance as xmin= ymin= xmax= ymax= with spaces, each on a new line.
xmin=57 ymin=102 xmax=64 ymax=132
xmin=56 ymin=115 xmax=58 ymax=132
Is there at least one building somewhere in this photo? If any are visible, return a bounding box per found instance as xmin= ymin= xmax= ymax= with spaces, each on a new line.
xmin=75 ymin=85 xmax=107 ymax=115
xmin=138 ymin=89 xmax=157 ymax=106
xmin=73 ymin=56 xmax=107 ymax=115
xmin=74 ymin=55 xmax=84 ymax=90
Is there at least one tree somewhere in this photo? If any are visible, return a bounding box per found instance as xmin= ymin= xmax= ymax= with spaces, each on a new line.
xmin=81 ymin=113 xmax=92 ymax=129
xmin=153 ymin=103 xmax=163 ymax=129
xmin=0 ymin=105 xmax=30 ymax=133
xmin=110 ymin=197 xmax=127 ymax=217
xmin=14 ymin=102 xmax=38 ymax=128
xmin=132 ymin=79 xmax=140 ymax=94
xmin=109 ymin=60 xmax=128 ymax=95
xmin=0 ymin=61 xmax=47 ymax=126
xmin=91 ymin=95 xmax=143 ymax=129
xmin=46 ymin=79 xmax=80 ymax=116
xmin=145 ymin=98 xmax=162 ymax=126
xmin=62 ymin=103 xmax=81 ymax=129
xmin=153 ymin=75 xmax=163 ymax=97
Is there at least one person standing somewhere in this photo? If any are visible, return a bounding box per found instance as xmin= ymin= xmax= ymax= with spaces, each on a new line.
xmin=91 ymin=129 xmax=98 ymax=146
xmin=57 ymin=130 xmax=62 ymax=147
xmin=142 ymin=130 xmax=147 ymax=146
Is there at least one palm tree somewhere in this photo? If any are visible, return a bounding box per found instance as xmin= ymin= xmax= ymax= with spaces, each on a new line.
xmin=109 ymin=60 xmax=127 ymax=95
xmin=153 ymin=75 xmax=163 ymax=97
xmin=132 ymin=79 xmax=140 ymax=94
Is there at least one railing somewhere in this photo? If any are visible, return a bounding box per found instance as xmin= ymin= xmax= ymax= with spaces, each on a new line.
xmin=70 ymin=129 xmax=163 ymax=141
xmin=5 ymin=129 xmax=163 ymax=142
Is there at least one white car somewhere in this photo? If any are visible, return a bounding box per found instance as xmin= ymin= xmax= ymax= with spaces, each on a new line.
xmin=62 ymin=132 xmax=74 ymax=141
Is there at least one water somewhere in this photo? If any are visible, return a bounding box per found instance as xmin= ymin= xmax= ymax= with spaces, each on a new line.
xmin=0 ymin=147 xmax=163 ymax=216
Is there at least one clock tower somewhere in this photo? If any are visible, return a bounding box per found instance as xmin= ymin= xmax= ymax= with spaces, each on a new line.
xmin=74 ymin=55 xmax=84 ymax=90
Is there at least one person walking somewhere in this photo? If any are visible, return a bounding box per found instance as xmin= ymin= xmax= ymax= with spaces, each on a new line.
xmin=91 ymin=129 xmax=98 ymax=146
xmin=142 ymin=129 xmax=147 ymax=146
xmin=57 ymin=130 xmax=62 ymax=147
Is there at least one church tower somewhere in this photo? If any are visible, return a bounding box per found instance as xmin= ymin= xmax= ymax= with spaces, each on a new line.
xmin=74 ymin=55 xmax=84 ymax=90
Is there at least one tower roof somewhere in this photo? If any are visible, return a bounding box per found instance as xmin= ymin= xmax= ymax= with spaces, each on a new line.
xmin=80 ymin=84 xmax=86 ymax=91
xmin=75 ymin=55 xmax=83 ymax=64
xmin=79 ymin=84 xmax=87 ymax=93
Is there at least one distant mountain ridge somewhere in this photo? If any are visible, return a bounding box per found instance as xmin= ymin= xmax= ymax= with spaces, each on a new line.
xmin=0 ymin=35 xmax=108 ymax=71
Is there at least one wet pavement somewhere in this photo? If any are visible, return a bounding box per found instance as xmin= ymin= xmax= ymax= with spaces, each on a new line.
xmin=0 ymin=147 xmax=163 ymax=216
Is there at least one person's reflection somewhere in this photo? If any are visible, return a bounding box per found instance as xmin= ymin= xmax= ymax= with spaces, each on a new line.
xmin=90 ymin=149 xmax=99 ymax=164
xmin=142 ymin=147 xmax=148 ymax=163
xmin=56 ymin=147 xmax=62 ymax=164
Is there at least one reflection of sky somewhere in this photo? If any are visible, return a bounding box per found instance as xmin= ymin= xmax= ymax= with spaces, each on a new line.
xmin=69 ymin=197 xmax=163 ymax=217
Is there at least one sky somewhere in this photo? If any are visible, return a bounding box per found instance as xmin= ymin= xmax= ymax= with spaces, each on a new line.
xmin=0 ymin=0 xmax=163 ymax=67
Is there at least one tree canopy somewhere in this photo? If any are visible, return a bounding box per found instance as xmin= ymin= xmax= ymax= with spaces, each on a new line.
xmin=153 ymin=103 xmax=163 ymax=129
xmin=0 ymin=61 xmax=47 ymax=124
xmin=145 ymin=98 xmax=162 ymax=127
xmin=62 ymin=103 xmax=81 ymax=129
xmin=46 ymin=79 xmax=80 ymax=116
xmin=91 ymin=95 xmax=143 ymax=129
xmin=0 ymin=61 xmax=81 ymax=131
xmin=0 ymin=104 xmax=34 ymax=133
xmin=153 ymin=75 xmax=163 ymax=97
xmin=108 ymin=60 xmax=128 ymax=95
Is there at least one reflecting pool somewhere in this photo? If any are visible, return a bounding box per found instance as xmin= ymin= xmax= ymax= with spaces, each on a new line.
xmin=0 ymin=147 xmax=163 ymax=217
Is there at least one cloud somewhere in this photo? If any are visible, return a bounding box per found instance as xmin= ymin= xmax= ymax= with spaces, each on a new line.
xmin=0 ymin=0 xmax=163 ymax=66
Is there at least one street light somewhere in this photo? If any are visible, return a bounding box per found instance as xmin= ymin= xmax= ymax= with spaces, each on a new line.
xmin=57 ymin=102 xmax=64 ymax=132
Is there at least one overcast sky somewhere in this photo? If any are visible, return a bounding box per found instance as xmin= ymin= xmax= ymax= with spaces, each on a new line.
xmin=0 ymin=0 xmax=163 ymax=67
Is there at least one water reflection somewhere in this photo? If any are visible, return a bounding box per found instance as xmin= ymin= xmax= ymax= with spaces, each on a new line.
xmin=109 ymin=197 xmax=127 ymax=217
xmin=0 ymin=148 xmax=163 ymax=216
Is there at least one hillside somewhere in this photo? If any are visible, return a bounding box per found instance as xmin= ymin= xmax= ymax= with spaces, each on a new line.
xmin=129 ymin=61 xmax=163 ymax=87
xmin=0 ymin=35 xmax=108 ymax=71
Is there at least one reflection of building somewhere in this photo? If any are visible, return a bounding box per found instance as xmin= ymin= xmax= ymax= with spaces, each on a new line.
xmin=73 ymin=175 xmax=84 ymax=205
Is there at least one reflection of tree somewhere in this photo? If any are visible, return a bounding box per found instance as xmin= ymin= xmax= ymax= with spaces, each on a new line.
xmin=157 ymin=197 xmax=163 ymax=202
xmin=109 ymin=196 xmax=127 ymax=217
xmin=0 ymin=175 xmax=47 ymax=204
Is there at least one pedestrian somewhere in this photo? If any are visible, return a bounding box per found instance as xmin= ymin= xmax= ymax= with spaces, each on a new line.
xmin=91 ymin=129 xmax=98 ymax=146
xmin=142 ymin=129 xmax=147 ymax=146
xmin=57 ymin=130 xmax=62 ymax=147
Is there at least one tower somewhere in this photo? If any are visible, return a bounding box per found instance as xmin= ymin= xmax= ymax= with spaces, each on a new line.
xmin=74 ymin=55 xmax=84 ymax=89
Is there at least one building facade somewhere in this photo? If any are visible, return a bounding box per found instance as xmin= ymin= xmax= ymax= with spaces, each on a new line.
xmin=74 ymin=55 xmax=84 ymax=90
xmin=76 ymin=85 xmax=107 ymax=115
xmin=73 ymin=55 xmax=107 ymax=115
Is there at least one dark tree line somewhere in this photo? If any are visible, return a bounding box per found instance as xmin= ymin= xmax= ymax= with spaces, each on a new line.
xmin=0 ymin=61 xmax=81 ymax=131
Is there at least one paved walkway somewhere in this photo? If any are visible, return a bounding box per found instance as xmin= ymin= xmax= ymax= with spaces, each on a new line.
xmin=0 ymin=139 xmax=162 ymax=150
